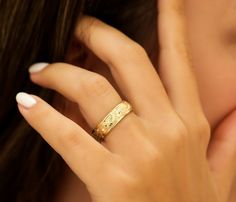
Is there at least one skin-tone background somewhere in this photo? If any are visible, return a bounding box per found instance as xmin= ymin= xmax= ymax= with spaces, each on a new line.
xmin=51 ymin=1 xmax=236 ymax=201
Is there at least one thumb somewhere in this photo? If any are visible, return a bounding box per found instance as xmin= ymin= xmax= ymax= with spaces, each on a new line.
xmin=207 ymin=110 xmax=236 ymax=202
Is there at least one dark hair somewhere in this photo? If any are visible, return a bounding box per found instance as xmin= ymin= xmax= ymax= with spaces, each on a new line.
xmin=0 ymin=0 xmax=157 ymax=201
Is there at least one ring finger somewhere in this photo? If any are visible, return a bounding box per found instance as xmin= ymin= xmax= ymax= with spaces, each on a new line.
xmin=74 ymin=16 xmax=174 ymax=120
xmin=29 ymin=63 xmax=149 ymax=153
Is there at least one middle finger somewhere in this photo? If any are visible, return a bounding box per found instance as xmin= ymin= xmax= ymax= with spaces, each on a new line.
xmin=75 ymin=16 xmax=173 ymax=120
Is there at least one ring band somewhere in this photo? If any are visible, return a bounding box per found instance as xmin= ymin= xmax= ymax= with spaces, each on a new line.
xmin=91 ymin=100 xmax=133 ymax=142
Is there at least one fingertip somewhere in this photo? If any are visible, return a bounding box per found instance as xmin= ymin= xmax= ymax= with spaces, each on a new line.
xmin=28 ymin=62 xmax=49 ymax=74
xmin=16 ymin=92 xmax=37 ymax=109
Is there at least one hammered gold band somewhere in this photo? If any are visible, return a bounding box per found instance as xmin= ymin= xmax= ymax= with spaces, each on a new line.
xmin=91 ymin=101 xmax=133 ymax=142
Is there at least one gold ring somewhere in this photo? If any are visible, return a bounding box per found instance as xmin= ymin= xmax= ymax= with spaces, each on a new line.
xmin=91 ymin=101 xmax=133 ymax=142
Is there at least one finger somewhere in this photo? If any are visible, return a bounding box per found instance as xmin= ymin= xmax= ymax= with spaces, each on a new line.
xmin=16 ymin=92 xmax=112 ymax=185
xmin=74 ymin=16 xmax=173 ymax=120
xmin=207 ymin=110 xmax=236 ymax=202
xmin=157 ymin=0 xmax=205 ymax=125
xmin=29 ymin=63 xmax=122 ymax=130
xmin=29 ymin=63 xmax=146 ymax=152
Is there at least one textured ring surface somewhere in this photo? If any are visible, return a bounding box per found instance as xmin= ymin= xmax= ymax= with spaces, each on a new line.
xmin=91 ymin=101 xmax=133 ymax=142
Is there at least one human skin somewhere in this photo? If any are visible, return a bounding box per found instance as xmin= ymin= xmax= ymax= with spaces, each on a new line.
xmin=185 ymin=0 xmax=236 ymax=132
xmin=16 ymin=0 xmax=236 ymax=202
xmin=185 ymin=1 xmax=236 ymax=200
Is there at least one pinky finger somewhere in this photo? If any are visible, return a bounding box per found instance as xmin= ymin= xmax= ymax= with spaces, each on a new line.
xmin=16 ymin=92 xmax=112 ymax=185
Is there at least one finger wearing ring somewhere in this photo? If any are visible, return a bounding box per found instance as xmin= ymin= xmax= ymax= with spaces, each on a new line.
xmin=29 ymin=63 xmax=132 ymax=142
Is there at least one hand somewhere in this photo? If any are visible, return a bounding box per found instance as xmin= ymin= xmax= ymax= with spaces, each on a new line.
xmin=16 ymin=0 xmax=236 ymax=201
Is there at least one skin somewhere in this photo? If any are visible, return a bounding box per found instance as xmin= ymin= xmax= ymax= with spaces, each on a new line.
xmin=185 ymin=1 xmax=236 ymax=200
xmin=16 ymin=0 xmax=236 ymax=201
xmin=185 ymin=0 xmax=236 ymax=131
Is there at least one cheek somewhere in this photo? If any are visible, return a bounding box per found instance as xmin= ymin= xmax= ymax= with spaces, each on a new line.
xmin=191 ymin=44 xmax=236 ymax=130
xmin=185 ymin=0 xmax=236 ymax=130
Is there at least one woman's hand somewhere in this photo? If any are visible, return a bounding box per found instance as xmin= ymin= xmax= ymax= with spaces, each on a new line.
xmin=16 ymin=0 xmax=236 ymax=201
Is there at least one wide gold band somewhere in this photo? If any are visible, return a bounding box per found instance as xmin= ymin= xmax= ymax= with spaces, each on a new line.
xmin=91 ymin=101 xmax=133 ymax=142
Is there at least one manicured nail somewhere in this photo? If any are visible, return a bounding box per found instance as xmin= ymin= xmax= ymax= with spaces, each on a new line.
xmin=28 ymin=63 xmax=49 ymax=73
xmin=16 ymin=92 xmax=37 ymax=108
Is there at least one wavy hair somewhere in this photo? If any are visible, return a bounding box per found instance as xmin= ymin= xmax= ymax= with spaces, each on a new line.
xmin=0 ymin=0 xmax=156 ymax=201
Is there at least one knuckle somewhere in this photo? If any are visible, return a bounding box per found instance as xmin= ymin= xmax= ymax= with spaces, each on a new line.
xmin=115 ymin=42 xmax=147 ymax=62
xmin=168 ymin=122 xmax=189 ymax=149
xmin=110 ymin=172 xmax=138 ymax=194
xmin=195 ymin=117 xmax=211 ymax=144
xmin=143 ymin=147 xmax=160 ymax=166
xmin=171 ymin=3 xmax=184 ymax=18
xmin=124 ymin=42 xmax=146 ymax=55
xmin=80 ymin=74 xmax=112 ymax=97
xmin=57 ymin=124 xmax=81 ymax=148
xmin=170 ymin=121 xmax=188 ymax=138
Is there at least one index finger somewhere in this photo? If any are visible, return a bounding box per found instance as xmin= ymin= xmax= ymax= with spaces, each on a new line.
xmin=16 ymin=92 xmax=112 ymax=185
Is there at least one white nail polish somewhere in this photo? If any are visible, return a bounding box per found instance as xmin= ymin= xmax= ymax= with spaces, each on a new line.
xmin=16 ymin=92 xmax=37 ymax=108
xmin=28 ymin=63 xmax=49 ymax=73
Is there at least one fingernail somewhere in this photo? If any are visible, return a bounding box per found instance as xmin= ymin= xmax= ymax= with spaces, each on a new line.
xmin=16 ymin=92 xmax=37 ymax=108
xmin=29 ymin=63 xmax=49 ymax=73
